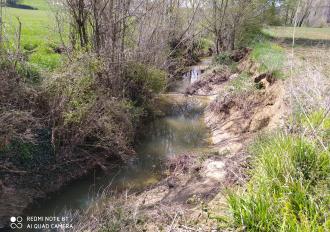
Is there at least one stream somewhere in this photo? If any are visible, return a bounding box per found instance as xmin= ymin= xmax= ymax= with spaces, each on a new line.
xmin=25 ymin=58 xmax=212 ymax=225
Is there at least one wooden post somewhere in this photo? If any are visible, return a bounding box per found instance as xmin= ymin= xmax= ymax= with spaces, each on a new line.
xmin=16 ymin=16 xmax=21 ymax=50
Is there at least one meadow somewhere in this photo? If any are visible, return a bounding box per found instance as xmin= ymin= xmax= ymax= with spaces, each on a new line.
xmin=3 ymin=0 xmax=63 ymax=71
xmin=264 ymin=26 xmax=330 ymax=41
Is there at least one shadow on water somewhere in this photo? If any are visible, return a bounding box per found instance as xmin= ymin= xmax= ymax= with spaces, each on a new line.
xmin=7 ymin=4 xmax=37 ymax=10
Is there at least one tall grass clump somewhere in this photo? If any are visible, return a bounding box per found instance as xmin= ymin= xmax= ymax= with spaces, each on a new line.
xmin=228 ymin=133 xmax=330 ymax=231
xmin=251 ymin=42 xmax=285 ymax=77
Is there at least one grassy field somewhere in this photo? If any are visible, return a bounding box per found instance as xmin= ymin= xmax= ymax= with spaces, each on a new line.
xmin=3 ymin=0 xmax=63 ymax=71
xmin=264 ymin=26 xmax=330 ymax=41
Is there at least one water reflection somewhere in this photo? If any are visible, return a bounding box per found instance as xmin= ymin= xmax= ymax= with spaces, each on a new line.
xmin=169 ymin=57 xmax=212 ymax=93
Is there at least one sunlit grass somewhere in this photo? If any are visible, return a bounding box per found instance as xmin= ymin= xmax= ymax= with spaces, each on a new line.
xmin=263 ymin=26 xmax=330 ymax=41
xmin=251 ymin=41 xmax=285 ymax=75
xmin=2 ymin=0 xmax=63 ymax=71
xmin=228 ymin=133 xmax=330 ymax=231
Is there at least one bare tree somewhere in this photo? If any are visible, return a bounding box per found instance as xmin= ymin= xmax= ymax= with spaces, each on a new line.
xmin=204 ymin=0 xmax=270 ymax=52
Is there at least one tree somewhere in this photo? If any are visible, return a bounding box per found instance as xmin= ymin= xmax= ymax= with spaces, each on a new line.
xmin=204 ymin=0 xmax=272 ymax=52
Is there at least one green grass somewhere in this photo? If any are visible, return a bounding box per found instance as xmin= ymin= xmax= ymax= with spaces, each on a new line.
xmin=19 ymin=0 xmax=51 ymax=10
xmin=264 ymin=26 xmax=330 ymax=41
xmin=228 ymin=133 xmax=330 ymax=232
xmin=227 ymin=71 xmax=255 ymax=93
xmin=251 ymin=41 xmax=285 ymax=77
xmin=3 ymin=0 xmax=63 ymax=71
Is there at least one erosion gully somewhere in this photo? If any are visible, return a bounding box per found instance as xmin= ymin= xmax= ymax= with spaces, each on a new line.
xmin=24 ymin=58 xmax=213 ymax=224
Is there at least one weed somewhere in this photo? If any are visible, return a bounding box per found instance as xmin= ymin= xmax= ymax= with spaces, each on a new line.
xmin=214 ymin=52 xmax=233 ymax=65
xmin=228 ymin=72 xmax=255 ymax=93
xmin=227 ymin=133 xmax=330 ymax=231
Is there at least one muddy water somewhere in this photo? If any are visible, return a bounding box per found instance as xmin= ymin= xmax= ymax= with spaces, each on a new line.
xmin=25 ymin=58 xmax=212 ymax=220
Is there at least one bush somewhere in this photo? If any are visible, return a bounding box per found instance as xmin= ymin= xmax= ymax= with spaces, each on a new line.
xmin=124 ymin=62 xmax=166 ymax=106
xmin=236 ymin=19 xmax=263 ymax=48
xmin=0 ymin=56 xmax=52 ymax=165
xmin=214 ymin=52 xmax=233 ymax=65
xmin=43 ymin=54 xmax=146 ymax=157
xmin=228 ymin=134 xmax=330 ymax=231
xmin=197 ymin=38 xmax=213 ymax=52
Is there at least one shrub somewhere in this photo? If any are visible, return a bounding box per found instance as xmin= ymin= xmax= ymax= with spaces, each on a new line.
xmin=15 ymin=62 xmax=41 ymax=82
xmin=214 ymin=52 xmax=233 ymax=65
xmin=236 ymin=18 xmax=263 ymax=48
xmin=124 ymin=62 xmax=166 ymax=106
xmin=43 ymin=54 xmax=145 ymax=157
xmin=228 ymin=134 xmax=330 ymax=231
xmin=197 ymin=38 xmax=213 ymax=52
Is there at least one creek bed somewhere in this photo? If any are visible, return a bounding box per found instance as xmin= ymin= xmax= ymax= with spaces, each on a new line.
xmin=25 ymin=58 xmax=212 ymax=222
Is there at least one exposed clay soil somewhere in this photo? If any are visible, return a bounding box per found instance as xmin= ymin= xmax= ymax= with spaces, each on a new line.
xmin=206 ymin=81 xmax=287 ymax=154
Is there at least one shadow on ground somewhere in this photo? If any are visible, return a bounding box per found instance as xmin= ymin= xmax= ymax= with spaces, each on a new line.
xmin=270 ymin=36 xmax=330 ymax=48
xmin=7 ymin=3 xmax=37 ymax=10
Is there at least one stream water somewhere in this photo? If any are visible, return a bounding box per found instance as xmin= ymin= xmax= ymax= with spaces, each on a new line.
xmin=25 ymin=58 xmax=212 ymax=224
xmin=168 ymin=57 xmax=212 ymax=93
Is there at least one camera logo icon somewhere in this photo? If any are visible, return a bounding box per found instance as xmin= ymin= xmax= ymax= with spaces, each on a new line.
xmin=10 ymin=216 xmax=23 ymax=229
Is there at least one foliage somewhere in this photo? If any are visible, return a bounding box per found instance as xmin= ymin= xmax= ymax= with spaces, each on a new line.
xmin=228 ymin=133 xmax=330 ymax=231
xmin=43 ymin=54 xmax=148 ymax=156
xmin=197 ymin=38 xmax=213 ymax=53
xmin=214 ymin=52 xmax=233 ymax=65
xmin=4 ymin=1 xmax=63 ymax=71
xmin=124 ymin=62 xmax=166 ymax=106
xmin=235 ymin=16 xmax=264 ymax=48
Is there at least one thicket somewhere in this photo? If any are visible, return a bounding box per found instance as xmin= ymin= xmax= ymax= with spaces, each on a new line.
xmin=0 ymin=52 xmax=53 ymax=168
xmin=44 ymin=54 xmax=166 ymax=157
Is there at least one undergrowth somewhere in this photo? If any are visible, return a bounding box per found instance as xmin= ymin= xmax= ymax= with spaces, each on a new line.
xmin=43 ymin=53 xmax=166 ymax=157
xmin=227 ymin=132 xmax=330 ymax=231
xmin=227 ymin=71 xmax=255 ymax=93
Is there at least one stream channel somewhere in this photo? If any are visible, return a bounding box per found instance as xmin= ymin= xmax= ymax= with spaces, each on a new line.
xmin=24 ymin=58 xmax=213 ymax=226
